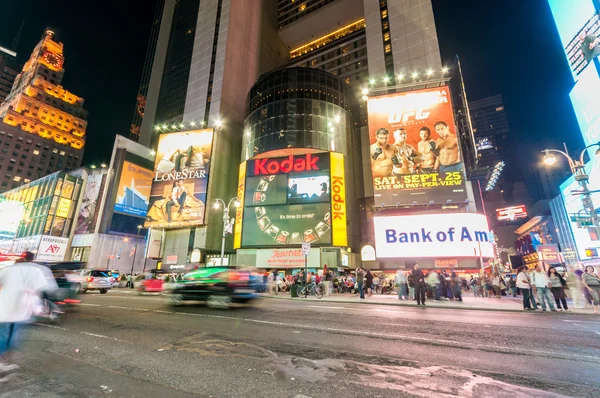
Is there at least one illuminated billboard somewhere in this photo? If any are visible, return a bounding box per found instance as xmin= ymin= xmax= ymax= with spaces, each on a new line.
xmin=114 ymin=161 xmax=153 ymax=217
xmin=238 ymin=151 xmax=347 ymax=247
xmin=548 ymin=0 xmax=600 ymax=79
xmin=367 ymin=86 xmax=467 ymax=207
xmin=560 ymin=156 xmax=600 ymax=260
xmin=570 ymin=64 xmax=600 ymax=147
xmin=374 ymin=213 xmax=494 ymax=258
xmin=145 ymin=129 xmax=213 ymax=228
xmin=496 ymin=205 xmax=527 ymax=222
xmin=75 ymin=173 xmax=106 ymax=234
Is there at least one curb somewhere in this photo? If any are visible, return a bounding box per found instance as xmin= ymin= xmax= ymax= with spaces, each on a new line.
xmin=258 ymin=295 xmax=598 ymax=316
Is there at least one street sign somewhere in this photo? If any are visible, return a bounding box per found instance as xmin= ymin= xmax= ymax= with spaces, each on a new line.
xmin=301 ymin=242 xmax=311 ymax=256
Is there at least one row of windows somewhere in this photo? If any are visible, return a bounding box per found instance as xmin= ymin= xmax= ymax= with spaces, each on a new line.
xmin=277 ymin=0 xmax=337 ymax=28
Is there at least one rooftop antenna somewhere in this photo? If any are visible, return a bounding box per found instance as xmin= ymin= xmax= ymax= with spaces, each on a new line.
xmin=11 ymin=20 xmax=24 ymax=51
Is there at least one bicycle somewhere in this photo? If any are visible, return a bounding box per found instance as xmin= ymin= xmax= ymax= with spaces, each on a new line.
xmin=298 ymin=283 xmax=323 ymax=299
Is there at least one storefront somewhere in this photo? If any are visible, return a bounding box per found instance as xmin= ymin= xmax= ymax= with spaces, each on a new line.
xmin=514 ymin=215 xmax=562 ymax=270
xmin=0 ymin=171 xmax=83 ymax=260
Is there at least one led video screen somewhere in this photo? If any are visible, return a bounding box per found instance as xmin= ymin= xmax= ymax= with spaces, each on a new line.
xmin=288 ymin=172 xmax=330 ymax=204
xmin=244 ymin=174 xmax=288 ymax=207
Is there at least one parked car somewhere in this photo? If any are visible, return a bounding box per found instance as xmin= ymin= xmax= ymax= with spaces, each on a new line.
xmin=79 ymin=269 xmax=114 ymax=294
xmin=164 ymin=267 xmax=256 ymax=309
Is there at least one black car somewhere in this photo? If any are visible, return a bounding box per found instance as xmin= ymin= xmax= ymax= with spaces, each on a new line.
xmin=164 ymin=267 xmax=257 ymax=309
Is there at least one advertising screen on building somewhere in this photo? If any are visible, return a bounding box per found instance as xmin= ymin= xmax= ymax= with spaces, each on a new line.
xmin=75 ymin=173 xmax=106 ymax=234
xmin=560 ymin=156 xmax=600 ymax=260
xmin=570 ymin=64 xmax=600 ymax=147
xmin=238 ymin=151 xmax=347 ymax=247
xmin=496 ymin=205 xmax=527 ymax=222
xmin=145 ymin=129 xmax=213 ymax=228
xmin=114 ymin=161 xmax=153 ymax=217
xmin=367 ymin=87 xmax=467 ymax=207
xmin=374 ymin=213 xmax=494 ymax=258
xmin=548 ymin=0 xmax=600 ymax=79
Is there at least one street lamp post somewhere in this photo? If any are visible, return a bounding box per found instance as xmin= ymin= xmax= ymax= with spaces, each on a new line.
xmin=213 ymin=197 xmax=241 ymax=266
xmin=129 ymin=225 xmax=143 ymax=288
xmin=542 ymin=142 xmax=600 ymax=229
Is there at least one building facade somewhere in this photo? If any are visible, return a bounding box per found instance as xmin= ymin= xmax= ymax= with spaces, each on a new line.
xmin=0 ymin=29 xmax=87 ymax=193
xmin=131 ymin=0 xmax=487 ymax=272
xmin=0 ymin=45 xmax=20 ymax=104
xmin=0 ymin=171 xmax=83 ymax=260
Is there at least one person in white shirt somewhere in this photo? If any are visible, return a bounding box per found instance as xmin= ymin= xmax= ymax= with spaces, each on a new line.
xmin=0 ymin=252 xmax=55 ymax=368
xmin=516 ymin=266 xmax=533 ymax=310
xmin=531 ymin=265 xmax=556 ymax=311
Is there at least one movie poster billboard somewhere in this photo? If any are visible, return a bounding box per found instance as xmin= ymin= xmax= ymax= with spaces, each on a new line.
xmin=145 ymin=129 xmax=213 ymax=228
xmin=240 ymin=151 xmax=338 ymax=247
xmin=367 ymin=86 xmax=467 ymax=207
xmin=75 ymin=173 xmax=106 ymax=234
xmin=114 ymin=161 xmax=153 ymax=217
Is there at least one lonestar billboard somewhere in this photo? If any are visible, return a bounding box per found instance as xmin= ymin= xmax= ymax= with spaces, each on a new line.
xmin=374 ymin=213 xmax=494 ymax=258
xmin=367 ymin=86 xmax=468 ymax=207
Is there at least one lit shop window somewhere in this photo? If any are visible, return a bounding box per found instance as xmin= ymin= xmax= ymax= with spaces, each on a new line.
xmin=385 ymin=44 xmax=391 ymax=53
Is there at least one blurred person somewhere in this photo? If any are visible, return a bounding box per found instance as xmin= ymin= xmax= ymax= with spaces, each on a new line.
xmin=372 ymin=273 xmax=381 ymax=294
xmin=267 ymin=271 xmax=277 ymax=295
xmin=412 ymin=263 xmax=426 ymax=306
xmin=365 ymin=269 xmax=374 ymax=297
xmin=426 ymin=270 xmax=441 ymax=301
xmin=0 ymin=252 xmax=56 ymax=368
xmin=581 ymin=266 xmax=600 ymax=313
xmin=470 ymin=276 xmax=480 ymax=297
xmin=451 ymin=272 xmax=463 ymax=302
xmin=548 ymin=267 xmax=568 ymax=311
xmin=509 ymin=276 xmax=517 ymax=297
xmin=407 ymin=271 xmax=415 ymax=300
xmin=395 ymin=270 xmax=408 ymax=300
xmin=356 ymin=267 xmax=365 ymax=300
xmin=492 ymin=274 xmax=501 ymax=298
xmin=516 ymin=267 xmax=533 ymax=311
xmin=527 ymin=268 xmax=539 ymax=310
xmin=324 ymin=270 xmax=333 ymax=296
xmin=531 ymin=265 xmax=556 ymax=312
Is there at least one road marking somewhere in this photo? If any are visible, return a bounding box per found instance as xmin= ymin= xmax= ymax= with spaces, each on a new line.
xmin=563 ymin=320 xmax=600 ymax=324
xmin=307 ymin=305 xmax=345 ymax=309
xmin=78 ymin=303 xmax=101 ymax=307
xmin=33 ymin=323 xmax=68 ymax=331
xmin=374 ymin=309 xmax=399 ymax=313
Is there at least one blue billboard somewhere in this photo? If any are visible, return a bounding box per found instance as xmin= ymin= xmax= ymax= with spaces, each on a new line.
xmin=570 ymin=64 xmax=600 ymax=147
xmin=548 ymin=0 xmax=600 ymax=79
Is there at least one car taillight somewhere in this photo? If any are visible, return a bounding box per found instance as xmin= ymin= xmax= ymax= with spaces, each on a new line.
xmin=229 ymin=271 xmax=249 ymax=286
xmin=87 ymin=277 xmax=94 ymax=282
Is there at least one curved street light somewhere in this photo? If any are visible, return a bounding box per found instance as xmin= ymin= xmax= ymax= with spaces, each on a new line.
xmin=213 ymin=197 xmax=241 ymax=266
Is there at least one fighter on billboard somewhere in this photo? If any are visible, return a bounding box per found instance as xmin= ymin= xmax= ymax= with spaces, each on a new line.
xmin=145 ymin=129 xmax=213 ymax=228
xmin=367 ymin=87 xmax=467 ymax=206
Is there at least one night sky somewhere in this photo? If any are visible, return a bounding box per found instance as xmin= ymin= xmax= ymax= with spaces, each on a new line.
xmin=0 ymin=0 xmax=580 ymax=194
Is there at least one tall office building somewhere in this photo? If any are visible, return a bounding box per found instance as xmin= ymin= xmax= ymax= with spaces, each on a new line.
xmin=0 ymin=45 xmax=20 ymax=104
xmin=0 ymin=29 xmax=87 ymax=192
xmin=133 ymin=0 xmax=446 ymax=260
xmin=470 ymin=95 xmax=510 ymax=173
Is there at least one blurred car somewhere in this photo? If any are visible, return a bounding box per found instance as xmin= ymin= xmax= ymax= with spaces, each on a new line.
xmin=109 ymin=269 xmax=121 ymax=281
xmin=164 ymin=267 xmax=256 ymax=309
xmin=80 ymin=269 xmax=113 ymax=294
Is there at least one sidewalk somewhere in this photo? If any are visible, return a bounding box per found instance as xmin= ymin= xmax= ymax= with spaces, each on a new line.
xmin=261 ymin=291 xmax=598 ymax=315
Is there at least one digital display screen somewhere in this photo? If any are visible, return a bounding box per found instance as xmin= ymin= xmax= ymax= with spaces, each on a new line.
xmin=496 ymin=205 xmax=527 ymax=222
xmin=288 ymin=172 xmax=330 ymax=204
xmin=570 ymin=63 xmax=600 ymax=147
xmin=114 ymin=161 xmax=153 ymax=217
xmin=244 ymin=174 xmax=288 ymax=207
xmin=242 ymin=202 xmax=331 ymax=246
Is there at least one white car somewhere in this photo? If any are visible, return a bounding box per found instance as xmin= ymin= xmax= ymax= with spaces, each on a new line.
xmin=70 ymin=269 xmax=114 ymax=294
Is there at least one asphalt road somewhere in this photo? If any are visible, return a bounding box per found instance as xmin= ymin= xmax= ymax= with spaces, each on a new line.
xmin=2 ymin=290 xmax=600 ymax=398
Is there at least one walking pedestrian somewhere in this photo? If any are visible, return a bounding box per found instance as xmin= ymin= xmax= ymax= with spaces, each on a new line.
xmin=407 ymin=272 xmax=415 ymax=300
xmin=492 ymin=275 xmax=501 ymax=298
xmin=365 ymin=269 xmax=374 ymax=297
xmin=531 ymin=265 xmax=556 ymax=312
xmin=581 ymin=266 xmax=600 ymax=313
xmin=516 ymin=267 xmax=533 ymax=310
xmin=450 ymin=272 xmax=462 ymax=302
xmin=411 ymin=263 xmax=426 ymax=306
xmin=0 ymin=252 xmax=56 ymax=368
xmin=356 ymin=267 xmax=365 ymax=299
xmin=509 ymin=276 xmax=517 ymax=297
xmin=548 ymin=267 xmax=568 ymax=311
xmin=324 ymin=270 xmax=333 ymax=296
xmin=527 ymin=268 xmax=539 ymax=309
xmin=426 ymin=270 xmax=440 ymax=301
xmin=395 ymin=270 xmax=408 ymax=300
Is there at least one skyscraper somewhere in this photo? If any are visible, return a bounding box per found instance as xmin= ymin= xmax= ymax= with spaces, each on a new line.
xmin=134 ymin=0 xmax=449 ymax=261
xmin=0 ymin=45 xmax=20 ymax=104
xmin=0 ymin=29 xmax=87 ymax=192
